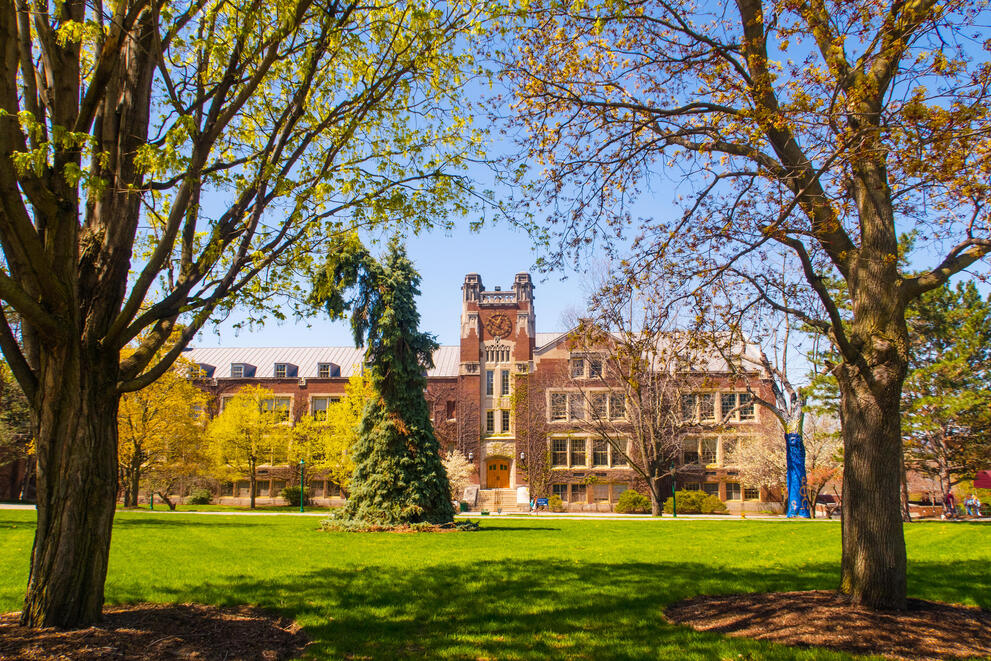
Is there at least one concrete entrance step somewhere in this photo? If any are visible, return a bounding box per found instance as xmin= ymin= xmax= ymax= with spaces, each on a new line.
xmin=478 ymin=488 xmax=526 ymax=512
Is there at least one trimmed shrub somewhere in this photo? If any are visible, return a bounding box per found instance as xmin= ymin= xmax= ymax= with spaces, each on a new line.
xmin=321 ymin=516 xmax=480 ymax=533
xmin=548 ymin=495 xmax=565 ymax=512
xmin=663 ymin=489 xmax=727 ymax=514
xmin=614 ymin=489 xmax=651 ymax=514
xmin=280 ymin=486 xmax=313 ymax=507
xmin=700 ymin=494 xmax=728 ymax=514
xmin=187 ymin=488 xmax=213 ymax=505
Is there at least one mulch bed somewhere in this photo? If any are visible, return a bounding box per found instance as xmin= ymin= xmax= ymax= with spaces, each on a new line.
xmin=0 ymin=603 xmax=308 ymax=660
xmin=666 ymin=590 xmax=991 ymax=660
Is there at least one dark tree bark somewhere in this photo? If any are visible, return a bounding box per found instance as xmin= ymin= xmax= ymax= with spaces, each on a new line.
xmin=122 ymin=449 xmax=143 ymax=508
xmin=837 ymin=364 xmax=907 ymax=609
xmin=498 ymin=0 xmax=991 ymax=610
xmin=155 ymin=491 xmax=176 ymax=511
xmin=2 ymin=0 xmax=478 ymax=627
xmin=249 ymin=467 xmax=257 ymax=510
xmin=648 ymin=477 xmax=664 ymax=516
xmin=20 ymin=348 xmax=120 ymax=628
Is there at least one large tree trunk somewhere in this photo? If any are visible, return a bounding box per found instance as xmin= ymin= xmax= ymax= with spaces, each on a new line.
xmin=123 ymin=453 xmax=141 ymax=508
xmin=832 ymin=159 xmax=910 ymax=610
xmin=249 ymin=469 xmax=257 ymax=509
xmin=837 ymin=364 xmax=907 ymax=609
xmin=900 ymin=457 xmax=912 ymax=523
xmin=20 ymin=347 xmax=120 ymax=628
xmin=648 ymin=477 xmax=663 ymax=516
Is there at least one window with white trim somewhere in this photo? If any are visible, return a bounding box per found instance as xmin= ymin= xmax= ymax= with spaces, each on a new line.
xmin=485 ymin=410 xmax=495 ymax=434
xmin=501 ymin=409 xmax=511 ymax=433
xmin=568 ymin=393 xmax=584 ymax=421
xmin=261 ymin=396 xmax=292 ymax=422
xmin=590 ymin=393 xmax=608 ymax=419
xmin=683 ymin=437 xmax=701 ymax=465
xmin=569 ymin=354 xmax=604 ymax=379
xmin=609 ymin=393 xmax=626 ymax=420
xmin=721 ymin=392 xmax=756 ymax=421
xmin=611 ymin=440 xmax=628 ymax=465
xmin=547 ymin=390 xmax=626 ymax=422
xmin=569 ymin=438 xmax=586 ymax=466
xmin=501 ymin=369 xmax=510 ymax=396
xmin=310 ymin=396 xmax=340 ymax=421
xmin=592 ymin=439 xmax=609 ymax=466
xmin=682 ymin=393 xmax=716 ymax=422
xmin=550 ymin=437 xmax=589 ymax=468
xmin=699 ymin=393 xmax=715 ymax=421
xmin=701 ymin=437 xmax=718 ymax=464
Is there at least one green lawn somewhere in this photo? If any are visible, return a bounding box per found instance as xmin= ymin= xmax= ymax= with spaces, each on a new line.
xmin=1 ymin=512 xmax=988 ymax=660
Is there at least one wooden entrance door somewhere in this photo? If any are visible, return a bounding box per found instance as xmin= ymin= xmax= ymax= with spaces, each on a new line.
xmin=486 ymin=459 xmax=510 ymax=489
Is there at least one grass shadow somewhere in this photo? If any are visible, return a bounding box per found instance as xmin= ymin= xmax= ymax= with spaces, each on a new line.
xmin=129 ymin=558 xmax=853 ymax=660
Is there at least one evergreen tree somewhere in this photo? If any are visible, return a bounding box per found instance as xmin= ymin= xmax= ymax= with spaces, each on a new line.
xmin=311 ymin=235 xmax=454 ymax=525
xmin=903 ymin=281 xmax=991 ymax=498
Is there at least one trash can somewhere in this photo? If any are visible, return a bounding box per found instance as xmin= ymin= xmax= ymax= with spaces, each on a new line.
xmin=459 ymin=501 xmax=469 ymax=513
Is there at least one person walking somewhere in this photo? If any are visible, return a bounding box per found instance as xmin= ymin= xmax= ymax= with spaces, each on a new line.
xmin=964 ymin=493 xmax=976 ymax=517
xmin=944 ymin=491 xmax=957 ymax=519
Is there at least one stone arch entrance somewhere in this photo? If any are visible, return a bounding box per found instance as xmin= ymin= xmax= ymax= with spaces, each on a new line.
xmin=485 ymin=456 xmax=511 ymax=489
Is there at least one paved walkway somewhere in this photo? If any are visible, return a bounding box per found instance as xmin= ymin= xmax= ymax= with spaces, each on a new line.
xmin=2 ymin=502 xmax=985 ymax=521
xmin=0 ymin=503 xmax=808 ymax=520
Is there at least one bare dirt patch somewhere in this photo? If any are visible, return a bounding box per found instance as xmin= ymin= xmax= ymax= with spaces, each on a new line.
xmin=0 ymin=603 xmax=308 ymax=660
xmin=666 ymin=590 xmax=991 ymax=660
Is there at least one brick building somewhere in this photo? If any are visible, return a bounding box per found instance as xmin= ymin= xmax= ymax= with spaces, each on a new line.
xmin=186 ymin=272 xmax=781 ymax=512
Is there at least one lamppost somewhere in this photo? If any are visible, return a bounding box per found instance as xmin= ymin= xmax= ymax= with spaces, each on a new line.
xmin=299 ymin=459 xmax=305 ymax=514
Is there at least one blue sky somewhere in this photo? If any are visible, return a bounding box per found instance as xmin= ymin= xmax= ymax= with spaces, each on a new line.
xmin=191 ymin=219 xmax=589 ymax=349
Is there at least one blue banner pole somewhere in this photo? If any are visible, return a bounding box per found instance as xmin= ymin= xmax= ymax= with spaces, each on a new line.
xmin=785 ymin=433 xmax=811 ymax=518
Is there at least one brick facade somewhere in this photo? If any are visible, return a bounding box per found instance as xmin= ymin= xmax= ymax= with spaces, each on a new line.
xmin=186 ymin=272 xmax=782 ymax=512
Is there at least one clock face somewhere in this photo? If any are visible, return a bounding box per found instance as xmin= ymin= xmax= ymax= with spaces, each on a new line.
xmin=485 ymin=313 xmax=513 ymax=338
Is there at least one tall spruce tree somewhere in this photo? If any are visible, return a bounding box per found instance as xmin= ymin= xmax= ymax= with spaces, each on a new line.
xmin=903 ymin=281 xmax=991 ymax=498
xmin=311 ymin=235 xmax=454 ymax=525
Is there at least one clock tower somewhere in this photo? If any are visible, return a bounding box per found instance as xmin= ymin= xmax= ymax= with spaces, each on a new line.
xmin=458 ymin=273 xmax=535 ymax=492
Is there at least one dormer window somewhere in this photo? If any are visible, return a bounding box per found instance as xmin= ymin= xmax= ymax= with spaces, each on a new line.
xmin=317 ymin=363 xmax=339 ymax=378
xmin=273 ymin=363 xmax=297 ymax=378
xmin=230 ymin=363 xmax=255 ymax=378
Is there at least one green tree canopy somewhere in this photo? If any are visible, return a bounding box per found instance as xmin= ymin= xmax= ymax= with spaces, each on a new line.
xmin=903 ymin=281 xmax=991 ymax=496
xmin=0 ymin=0 xmax=485 ymax=627
xmin=495 ymin=0 xmax=991 ymax=609
xmin=206 ymin=385 xmax=289 ymax=509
